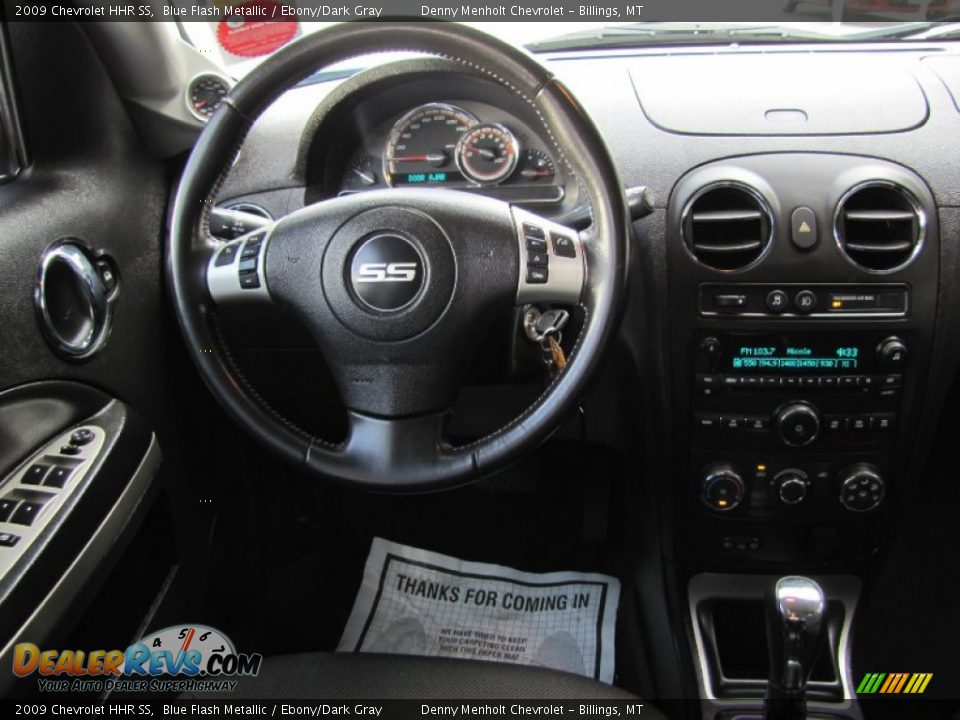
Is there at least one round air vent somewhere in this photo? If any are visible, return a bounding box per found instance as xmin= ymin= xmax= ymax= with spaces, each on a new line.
xmin=835 ymin=182 xmax=923 ymax=273
xmin=682 ymin=184 xmax=773 ymax=271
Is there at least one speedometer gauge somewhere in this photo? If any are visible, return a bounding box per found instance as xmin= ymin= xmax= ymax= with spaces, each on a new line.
xmin=384 ymin=104 xmax=477 ymax=186
xmin=456 ymin=124 xmax=520 ymax=185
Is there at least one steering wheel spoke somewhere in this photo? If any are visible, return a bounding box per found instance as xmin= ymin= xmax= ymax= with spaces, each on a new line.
xmin=316 ymin=410 xmax=470 ymax=489
xmin=513 ymin=207 xmax=586 ymax=306
xmin=206 ymin=225 xmax=275 ymax=305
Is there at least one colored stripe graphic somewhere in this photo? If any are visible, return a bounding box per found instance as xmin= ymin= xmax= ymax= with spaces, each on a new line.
xmin=857 ymin=672 xmax=932 ymax=695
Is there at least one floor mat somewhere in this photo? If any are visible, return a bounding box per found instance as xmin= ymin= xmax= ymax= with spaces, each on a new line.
xmin=337 ymin=538 xmax=620 ymax=683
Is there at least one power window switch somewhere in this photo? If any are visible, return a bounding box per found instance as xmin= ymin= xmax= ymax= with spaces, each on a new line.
xmin=10 ymin=501 xmax=46 ymax=527
xmin=0 ymin=532 xmax=20 ymax=547
xmin=22 ymin=464 xmax=50 ymax=485
xmin=44 ymin=466 xmax=74 ymax=489
xmin=0 ymin=498 xmax=18 ymax=522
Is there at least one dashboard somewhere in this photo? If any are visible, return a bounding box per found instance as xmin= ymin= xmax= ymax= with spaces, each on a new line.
xmin=212 ymin=44 xmax=960 ymax=572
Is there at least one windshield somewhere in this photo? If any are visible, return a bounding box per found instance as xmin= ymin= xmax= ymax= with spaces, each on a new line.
xmin=180 ymin=19 xmax=960 ymax=79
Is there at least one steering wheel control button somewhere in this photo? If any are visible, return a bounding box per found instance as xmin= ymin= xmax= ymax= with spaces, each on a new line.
xmin=795 ymin=289 xmax=818 ymax=314
xmin=22 ymin=464 xmax=50 ymax=485
xmin=214 ymin=243 xmax=239 ymax=267
xmin=240 ymin=274 xmax=261 ymax=290
xmin=552 ymin=233 xmax=577 ymax=258
xmin=766 ymin=289 xmax=789 ymax=314
xmin=775 ymin=402 xmax=821 ymax=447
xmin=0 ymin=532 xmax=20 ymax=548
xmin=0 ymin=498 xmax=18 ymax=522
xmin=241 ymin=233 xmax=265 ymax=257
xmin=525 ymin=236 xmax=547 ymax=252
xmin=350 ymin=234 xmax=424 ymax=312
xmin=522 ymin=222 xmax=545 ymax=240
xmin=790 ymin=206 xmax=819 ymax=250
xmin=526 ymin=266 xmax=549 ymax=284
xmin=527 ymin=250 xmax=549 ymax=267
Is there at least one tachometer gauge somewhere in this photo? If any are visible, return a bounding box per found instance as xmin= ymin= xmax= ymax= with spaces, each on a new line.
xmin=384 ymin=104 xmax=477 ymax=186
xmin=342 ymin=154 xmax=379 ymax=193
xmin=518 ymin=148 xmax=556 ymax=182
xmin=455 ymin=123 xmax=520 ymax=185
xmin=186 ymin=73 xmax=232 ymax=122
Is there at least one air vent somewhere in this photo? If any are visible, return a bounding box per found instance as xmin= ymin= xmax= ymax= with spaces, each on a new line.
xmin=683 ymin=184 xmax=772 ymax=271
xmin=835 ymin=183 xmax=922 ymax=272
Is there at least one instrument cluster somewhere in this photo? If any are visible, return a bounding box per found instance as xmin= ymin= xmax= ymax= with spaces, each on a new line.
xmin=337 ymin=101 xmax=563 ymax=205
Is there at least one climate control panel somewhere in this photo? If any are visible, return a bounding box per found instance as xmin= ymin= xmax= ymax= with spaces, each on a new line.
xmin=697 ymin=458 xmax=886 ymax=517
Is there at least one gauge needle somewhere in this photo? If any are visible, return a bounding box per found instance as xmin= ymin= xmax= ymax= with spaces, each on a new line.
xmin=195 ymin=101 xmax=207 ymax=108
xmin=391 ymin=153 xmax=446 ymax=164
xmin=352 ymin=168 xmax=376 ymax=185
xmin=521 ymin=169 xmax=554 ymax=177
xmin=468 ymin=146 xmax=497 ymax=159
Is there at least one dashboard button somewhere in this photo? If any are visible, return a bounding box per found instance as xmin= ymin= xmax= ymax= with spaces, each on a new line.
xmin=790 ymin=207 xmax=819 ymax=250
xmin=825 ymin=415 xmax=847 ymax=432
xmin=873 ymin=413 xmax=896 ymax=430
xmin=881 ymin=374 xmax=902 ymax=389
xmin=821 ymin=376 xmax=838 ymax=389
xmin=715 ymin=294 xmax=747 ymax=308
xmin=695 ymin=413 xmax=721 ymax=430
xmin=839 ymin=376 xmax=858 ymax=388
xmin=850 ymin=416 xmax=869 ymax=431
xmin=795 ymin=289 xmax=818 ymax=314
xmin=766 ymin=289 xmax=789 ymax=314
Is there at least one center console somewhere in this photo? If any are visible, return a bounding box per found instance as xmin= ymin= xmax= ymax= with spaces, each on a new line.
xmin=662 ymin=153 xmax=939 ymax=719
xmin=664 ymin=154 xmax=939 ymax=567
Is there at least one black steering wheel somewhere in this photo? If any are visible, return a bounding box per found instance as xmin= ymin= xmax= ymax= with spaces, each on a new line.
xmin=168 ymin=22 xmax=629 ymax=491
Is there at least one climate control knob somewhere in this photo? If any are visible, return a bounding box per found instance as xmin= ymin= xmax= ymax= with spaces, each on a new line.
xmin=774 ymin=469 xmax=809 ymax=505
xmin=702 ymin=464 xmax=745 ymax=512
xmin=839 ymin=465 xmax=885 ymax=512
xmin=774 ymin=402 xmax=821 ymax=447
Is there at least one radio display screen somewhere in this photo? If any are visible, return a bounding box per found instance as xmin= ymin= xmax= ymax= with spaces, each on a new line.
xmin=729 ymin=338 xmax=864 ymax=373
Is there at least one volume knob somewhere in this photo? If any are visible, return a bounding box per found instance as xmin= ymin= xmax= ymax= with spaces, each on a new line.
xmin=774 ymin=402 xmax=821 ymax=447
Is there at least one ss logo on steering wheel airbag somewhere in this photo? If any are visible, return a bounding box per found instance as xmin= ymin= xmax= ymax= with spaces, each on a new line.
xmin=349 ymin=234 xmax=424 ymax=311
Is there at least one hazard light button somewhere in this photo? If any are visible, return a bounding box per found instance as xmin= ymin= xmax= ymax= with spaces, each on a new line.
xmin=790 ymin=206 xmax=818 ymax=250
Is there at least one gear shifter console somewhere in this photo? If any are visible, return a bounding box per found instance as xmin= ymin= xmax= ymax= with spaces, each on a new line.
xmin=765 ymin=576 xmax=827 ymax=720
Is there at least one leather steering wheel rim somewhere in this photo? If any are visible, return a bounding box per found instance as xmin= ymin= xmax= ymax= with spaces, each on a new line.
xmin=167 ymin=22 xmax=629 ymax=491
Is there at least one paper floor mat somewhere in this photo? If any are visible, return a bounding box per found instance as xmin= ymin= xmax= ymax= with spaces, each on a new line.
xmin=337 ymin=538 xmax=620 ymax=683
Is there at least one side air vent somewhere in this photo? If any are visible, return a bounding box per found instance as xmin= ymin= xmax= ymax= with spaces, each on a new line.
xmin=835 ymin=183 xmax=923 ymax=272
xmin=683 ymin=184 xmax=772 ymax=271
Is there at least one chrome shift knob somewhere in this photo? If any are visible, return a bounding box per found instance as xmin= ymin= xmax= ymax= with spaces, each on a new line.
xmin=765 ymin=576 xmax=827 ymax=720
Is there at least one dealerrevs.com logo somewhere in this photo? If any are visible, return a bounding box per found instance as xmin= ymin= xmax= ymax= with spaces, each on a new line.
xmin=13 ymin=624 xmax=262 ymax=693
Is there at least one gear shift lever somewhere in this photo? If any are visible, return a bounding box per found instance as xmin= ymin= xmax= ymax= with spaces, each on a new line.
xmin=764 ymin=576 xmax=827 ymax=720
